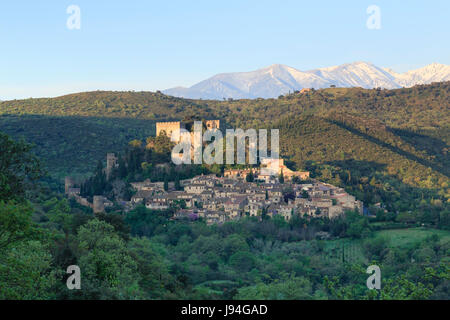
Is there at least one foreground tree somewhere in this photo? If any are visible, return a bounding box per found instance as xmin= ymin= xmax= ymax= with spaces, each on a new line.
xmin=74 ymin=219 xmax=143 ymax=299
xmin=0 ymin=240 xmax=57 ymax=299
xmin=0 ymin=132 xmax=42 ymax=202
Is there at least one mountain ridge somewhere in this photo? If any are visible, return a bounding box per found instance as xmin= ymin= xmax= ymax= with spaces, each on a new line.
xmin=163 ymin=62 xmax=450 ymax=99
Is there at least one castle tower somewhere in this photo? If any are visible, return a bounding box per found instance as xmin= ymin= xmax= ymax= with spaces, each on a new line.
xmin=156 ymin=121 xmax=184 ymax=142
xmin=65 ymin=176 xmax=75 ymax=195
xmin=93 ymin=196 xmax=105 ymax=213
xmin=106 ymin=153 xmax=118 ymax=179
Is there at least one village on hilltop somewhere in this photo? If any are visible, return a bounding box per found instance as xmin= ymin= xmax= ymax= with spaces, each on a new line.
xmin=65 ymin=120 xmax=364 ymax=225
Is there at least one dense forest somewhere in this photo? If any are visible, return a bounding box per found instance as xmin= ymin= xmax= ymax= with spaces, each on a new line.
xmin=0 ymin=82 xmax=449 ymax=299
xmin=0 ymin=115 xmax=156 ymax=182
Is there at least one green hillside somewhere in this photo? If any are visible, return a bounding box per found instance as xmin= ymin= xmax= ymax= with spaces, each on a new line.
xmin=0 ymin=115 xmax=155 ymax=180
xmin=1 ymin=82 xmax=448 ymax=129
xmin=0 ymin=83 xmax=448 ymax=203
xmin=1 ymin=83 xmax=449 ymax=301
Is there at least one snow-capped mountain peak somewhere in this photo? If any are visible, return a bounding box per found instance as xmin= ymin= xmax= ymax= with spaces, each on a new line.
xmin=392 ymin=63 xmax=450 ymax=87
xmin=163 ymin=62 xmax=450 ymax=100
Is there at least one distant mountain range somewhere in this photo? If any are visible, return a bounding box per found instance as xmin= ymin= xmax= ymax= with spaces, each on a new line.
xmin=163 ymin=62 xmax=450 ymax=100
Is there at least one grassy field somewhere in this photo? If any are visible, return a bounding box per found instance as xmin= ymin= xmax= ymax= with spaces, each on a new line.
xmin=318 ymin=227 xmax=450 ymax=265
xmin=374 ymin=227 xmax=450 ymax=248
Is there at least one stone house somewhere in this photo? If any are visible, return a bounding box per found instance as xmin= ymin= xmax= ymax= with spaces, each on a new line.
xmin=268 ymin=188 xmax=283 ymax=203
xmin=185 ymin=184 xmax=206 ymax=194
xmin=131 ymin=190 xmax=154 ymax=204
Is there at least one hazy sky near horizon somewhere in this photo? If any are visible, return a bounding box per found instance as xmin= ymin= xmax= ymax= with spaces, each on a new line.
xmin=0 ymin=0 xmax=449 ymax=100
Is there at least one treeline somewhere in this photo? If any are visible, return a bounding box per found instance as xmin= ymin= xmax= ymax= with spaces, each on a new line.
xmin=1 ymin=82 xmax=448 ymax=130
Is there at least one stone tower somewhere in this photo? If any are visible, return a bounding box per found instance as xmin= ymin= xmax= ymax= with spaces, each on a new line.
xmin=65 ymin=176 xmax=75 ymax=194
xmin=93 ymin=196 xmax=105 ymax=213
xmin=106 ymin=153 xmax=118 ymax=179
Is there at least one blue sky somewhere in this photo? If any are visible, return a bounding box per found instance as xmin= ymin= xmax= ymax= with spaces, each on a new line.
xmin=0 ymin=0 xmax=449 ymax=99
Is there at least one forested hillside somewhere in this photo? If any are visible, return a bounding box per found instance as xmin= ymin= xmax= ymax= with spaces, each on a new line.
xmin=0 ymin=115 xmax=155 ymax=182
xmin=1 ymin=82 xmax=449 ymax=299
xmin=1 ymin=82 xmax=448 ymax=129
xmin=0 ymin=82 xmax=448 ymax=200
